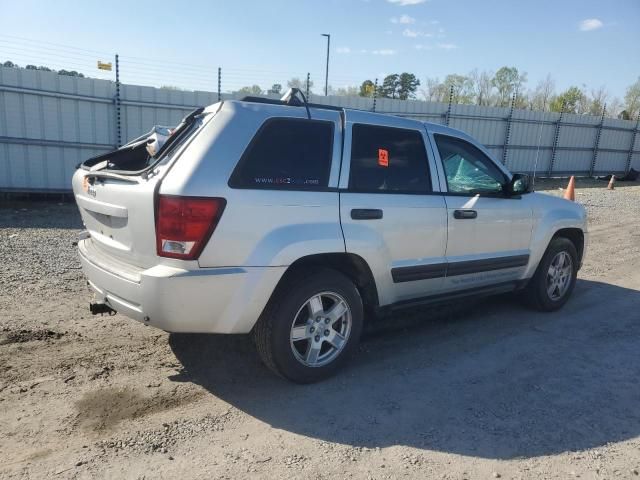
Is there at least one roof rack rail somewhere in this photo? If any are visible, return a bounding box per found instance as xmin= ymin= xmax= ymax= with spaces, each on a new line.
xmin=239 ymin=95 xmax=345 ymax=113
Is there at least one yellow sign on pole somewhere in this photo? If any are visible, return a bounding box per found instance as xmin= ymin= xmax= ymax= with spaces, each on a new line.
xmin=97 ymin=61 xmax=112 ymax=71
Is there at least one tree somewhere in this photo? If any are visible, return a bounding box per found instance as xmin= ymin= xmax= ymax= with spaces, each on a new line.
xmin=550 ymin=86 xmax=587 ymax=114
xmin=588 ymin=86 xmax=609 ymax=116
xmin=624 ymin=77 xmax=640 ymax=120
xmin=469 ymin=69 xmax=494 ymax=106
xmin=287 ymin=77 xmax=313 ymax=93
xmin=421 ymin=77 xmax=447 ymax=102
xmin=335 ymin=86 xmax=359 ymax=96
xmin=380 ymin=74 xmax=400 ymax=98
xmin=268 ymin=83 xmax=282 ymax=95
xmin=359 ymin=80 xmax=375 ymax=97
xmin=529 ymin=74 xmax=555 ymax=112
xmin=607 ymin=97 xmax=623 ymax=119
xmin=3 ymin=60 xmax=83 ymax=76
xmin=513 ymin=91 xmax=529 ymax=110
xmin=57 ymin=69 xmax=85 ymax=78
xmin=377 ymin=73 xmax=419 ymax=100
xmin=398 ymin=72 xmax=420 ymax=100
xmin=492 ymin=66 xmax=527 ymax=107
xmin=237 ymin=85 xmax=263 ymax=96
xmin=442 ymin=74 xmax=474 ymax=104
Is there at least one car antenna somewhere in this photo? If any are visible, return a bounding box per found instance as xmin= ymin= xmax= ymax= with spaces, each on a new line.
xmin=280 ymin=88 xmax=312 ymax=120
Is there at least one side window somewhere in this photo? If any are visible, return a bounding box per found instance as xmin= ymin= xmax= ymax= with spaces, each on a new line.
xmin=229 ymin=118 xmax=333 ymax=190
xmin=349 ymin=124 xmax=431 ymax=193
xmin=434 ymin=134 xmax=506 ymax=195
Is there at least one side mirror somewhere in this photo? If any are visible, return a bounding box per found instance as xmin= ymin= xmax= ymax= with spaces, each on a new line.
xmin=507 ymin=173 xmax=531 ymax=195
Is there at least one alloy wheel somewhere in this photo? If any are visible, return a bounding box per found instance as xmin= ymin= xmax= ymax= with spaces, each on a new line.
xmin=289 ymin=292 xmax=352 ymax=367
xmin=546 ymin=251 xmax=573 ymax=301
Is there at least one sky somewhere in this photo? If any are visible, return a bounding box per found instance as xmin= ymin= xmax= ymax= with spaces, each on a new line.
xmin=1 ymin=0 xmax=639 ymax=100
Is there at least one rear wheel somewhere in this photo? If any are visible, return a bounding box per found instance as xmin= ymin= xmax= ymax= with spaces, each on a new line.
xmin=253 ymin=269 xmax=363 ymax=383
xmin=524 ymin=237 xmax=578 ymax=311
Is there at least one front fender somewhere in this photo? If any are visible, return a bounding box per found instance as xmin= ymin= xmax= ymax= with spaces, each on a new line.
xmin=523 ymin=192 xmax=587 ymax=278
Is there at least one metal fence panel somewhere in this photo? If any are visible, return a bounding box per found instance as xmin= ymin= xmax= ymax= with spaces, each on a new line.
xmin=595 ymin=151 xmax=630 ymax=174
xmin=1 ymin=65 xmax=639 ymax=192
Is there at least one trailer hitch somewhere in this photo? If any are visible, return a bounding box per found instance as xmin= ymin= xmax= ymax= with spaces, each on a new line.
xmin=89 ymin=302 xmax=116 ymax=316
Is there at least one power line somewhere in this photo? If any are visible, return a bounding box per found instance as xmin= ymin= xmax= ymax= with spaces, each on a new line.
xmin=0 ymin=49 xmax=101 ymax=71
xmin=0 ymin=34 xmax=112 ymax=56
xmin=0 ymin=34 xmax=371 ymax=94
xmin=0 ymin=44 xmax=105 ymax=65
xmin=118 ymin=59 xmax=214 ymax=75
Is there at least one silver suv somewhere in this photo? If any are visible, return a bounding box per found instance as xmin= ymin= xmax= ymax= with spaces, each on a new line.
xmin=72 ymin=92 xmax=587 ymax=383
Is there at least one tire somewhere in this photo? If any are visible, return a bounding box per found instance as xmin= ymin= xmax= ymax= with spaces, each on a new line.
xmin=524 ymin=237 xmax=578 ymax=312
xmin=253 ymin=268 xmax=364 ymax=383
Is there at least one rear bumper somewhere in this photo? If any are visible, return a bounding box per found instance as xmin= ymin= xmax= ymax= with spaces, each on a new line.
xmin=78 ymin=240 xmax=285 ymax=333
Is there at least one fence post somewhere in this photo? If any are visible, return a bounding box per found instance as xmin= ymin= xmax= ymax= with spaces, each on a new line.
xmin=625 ymin=112 xmax=640 ymax=174
xmin=305 ymin=72 xmax=310 ymax=99
xmin=445 ymin=85 xmax=454 ymax=126
xmin=548 ymin=101 xmax=565 ymax=176
xmin=589 ymin=104 xmax=606 ymax=177
xmin=372 ymin=78 xmax=378 ymax=112
xmin=114 ymin=53 xmax=121 ymax=148
xmin=217 ymin=67 xmax=221 ymax=102
xmin=502 ymin=92 xmax=516 ymax=165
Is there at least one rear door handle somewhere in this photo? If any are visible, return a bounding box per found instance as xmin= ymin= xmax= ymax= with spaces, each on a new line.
xmin=351 ymin=208 xmax=383 ymax=220
xmin=453 ymin=209 xmax=477 ymax=219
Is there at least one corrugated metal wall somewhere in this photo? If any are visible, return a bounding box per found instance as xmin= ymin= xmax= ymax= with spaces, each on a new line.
xmin=1 ymin=66 xmax=639 ymax=192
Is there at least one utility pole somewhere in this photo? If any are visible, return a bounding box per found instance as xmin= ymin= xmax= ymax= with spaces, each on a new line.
xmin=321 ymin=33 xmax=330 ymax=96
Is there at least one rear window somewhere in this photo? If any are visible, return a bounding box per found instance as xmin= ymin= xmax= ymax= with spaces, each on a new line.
xmin=229 ymin=118 xmax=334 ymax=190
xmin=349 ymin=124 xmax=431 ymax=193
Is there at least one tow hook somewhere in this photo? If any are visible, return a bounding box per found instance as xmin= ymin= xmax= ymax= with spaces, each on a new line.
xmin=89 ymin=302 xmax=116 ymax=316
xmin=73 ymin=230 xmax=91 ymax=246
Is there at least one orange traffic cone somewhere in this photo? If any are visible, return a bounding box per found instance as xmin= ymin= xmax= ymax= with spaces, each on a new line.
xmin=607 ymin=175 xmax=615 ymax=190
xmin=563 ymin=176 xmax=576 ymax=201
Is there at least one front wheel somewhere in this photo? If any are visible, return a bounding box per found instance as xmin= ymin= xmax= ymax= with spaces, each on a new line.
xmin=253 ymin=269 xmax=363 ymax=383
xmin=524 ymin=237 xmax=578 ymax=311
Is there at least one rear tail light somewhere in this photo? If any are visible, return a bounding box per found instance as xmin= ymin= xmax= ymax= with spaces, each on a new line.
xmin=155 ymin=195 xmax=226 ymax=260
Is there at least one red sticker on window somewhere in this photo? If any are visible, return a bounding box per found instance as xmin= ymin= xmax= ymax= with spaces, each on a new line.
xmin=378 ymin=148 xmax=389 ymax=167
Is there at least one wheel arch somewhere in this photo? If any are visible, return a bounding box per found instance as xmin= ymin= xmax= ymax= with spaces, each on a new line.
xmin=274 ymin=253 xmax=379 ymax=315
xmin=552 ymin=227 xmax=585 ymax=266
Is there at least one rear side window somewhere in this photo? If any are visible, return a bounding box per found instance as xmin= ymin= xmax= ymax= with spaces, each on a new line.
xmin=349 ymin=124 xmax=431 ymax=193
xmin=229 ymin=118 xmax=333 ymax=190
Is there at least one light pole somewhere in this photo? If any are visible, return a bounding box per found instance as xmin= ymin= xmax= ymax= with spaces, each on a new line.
xmin=321 ymin=33 xmax=330 ymax=96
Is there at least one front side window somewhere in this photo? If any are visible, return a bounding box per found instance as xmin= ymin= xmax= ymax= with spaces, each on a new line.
xmin=434 ymin=135 xmax=506 ymax=195
xmin=349 ymin=124 xmax=431 ymax=193
xmin=229 ymin=118 xmax=333 ymax=190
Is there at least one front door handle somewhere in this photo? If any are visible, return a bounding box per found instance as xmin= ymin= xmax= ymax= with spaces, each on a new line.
xmin=453 ymin=209 xmax=477 ymax=219
xmin=351 ymin=208 xmax=383 ymax=220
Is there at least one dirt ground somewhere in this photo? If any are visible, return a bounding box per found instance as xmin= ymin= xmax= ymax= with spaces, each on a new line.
xmin=1 ymin=178 xmax=640 ymax=480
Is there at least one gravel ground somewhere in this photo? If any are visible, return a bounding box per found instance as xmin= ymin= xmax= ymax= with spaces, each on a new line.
xmin=1 ymin=178 xmax=640 ymax=479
